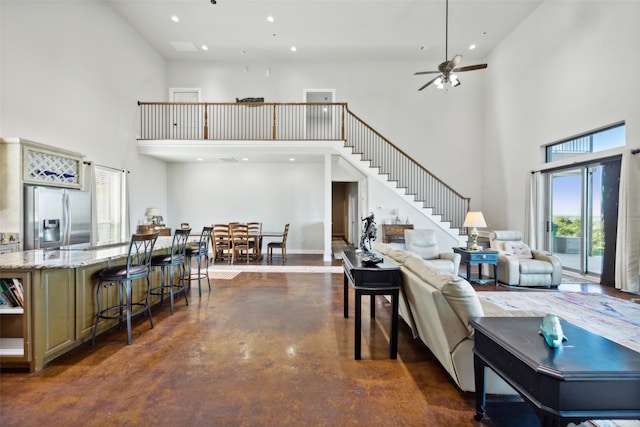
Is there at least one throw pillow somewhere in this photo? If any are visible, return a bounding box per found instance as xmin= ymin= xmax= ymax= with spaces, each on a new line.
xmin=441 ymin=279 xmax=484 ymax=336
xmin=503 ymin=242 xmax=532 ymax=259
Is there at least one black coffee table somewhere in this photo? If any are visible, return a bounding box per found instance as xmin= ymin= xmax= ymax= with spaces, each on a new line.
xmin=471 ymin=317 xmax=640 ymax=427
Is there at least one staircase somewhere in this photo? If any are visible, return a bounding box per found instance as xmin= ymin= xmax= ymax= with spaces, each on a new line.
xmin=137 ymin=102 xmax=469 ymax=244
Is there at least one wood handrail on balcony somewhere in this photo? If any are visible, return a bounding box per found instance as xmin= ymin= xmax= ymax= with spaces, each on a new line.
xmin=137 ymin=101 xmax=470 ymax=231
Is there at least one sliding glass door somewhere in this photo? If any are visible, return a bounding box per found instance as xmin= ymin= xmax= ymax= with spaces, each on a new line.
xmin=546 ymin=159 xmax=620 ymax=280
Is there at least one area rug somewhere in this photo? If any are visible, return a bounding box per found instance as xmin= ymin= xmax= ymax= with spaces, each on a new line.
xmin=208 ymin=270 xmax=242 ymax=280
xmin=477 ymin=291 xmax=640 ymax=353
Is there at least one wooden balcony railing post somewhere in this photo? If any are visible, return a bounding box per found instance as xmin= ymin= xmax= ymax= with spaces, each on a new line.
xmin=203 ymin=104 xmax=209 ymax=140
xmin=272 ymin=104 xmax=277 ymax=140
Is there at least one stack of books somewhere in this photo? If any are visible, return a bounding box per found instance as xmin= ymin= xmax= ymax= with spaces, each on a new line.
xmin=0 ymin=278 xmax=24 ymax=308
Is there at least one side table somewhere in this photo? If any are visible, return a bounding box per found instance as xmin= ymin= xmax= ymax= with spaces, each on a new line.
xmin=452 ymin=247 xmax=498 ymax=285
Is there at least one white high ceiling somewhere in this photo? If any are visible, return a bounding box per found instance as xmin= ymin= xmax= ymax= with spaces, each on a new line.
xmin=111 ymin=0 xmax=543 ymax=163
xmin=106 ymin=0 xmax=543 ymax=63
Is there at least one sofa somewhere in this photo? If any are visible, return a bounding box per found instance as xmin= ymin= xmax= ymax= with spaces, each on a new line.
xmin=373 ymin=241 xmax=537 ymax=394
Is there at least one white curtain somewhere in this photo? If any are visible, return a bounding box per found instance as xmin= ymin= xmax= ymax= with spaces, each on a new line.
xmin=615 ymin=150 xmax=640 ymax=293
xmin=123 ymin=169 xmax=130 ymax=239
xmin=84 ymin=162 xmax=99 ymax=244
xmin=525 ymin=171 xmax=544 ymax=249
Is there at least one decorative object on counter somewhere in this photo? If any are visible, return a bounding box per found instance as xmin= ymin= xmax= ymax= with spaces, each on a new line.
xmin=539 ymin=314 xmax=567 ymax=348
xmin=145 ymin=207 xmax=162 ymax=225
xmin=392 ymin=209 xmax=402 ymax=224
xmin=463 ymin=211 xmax=487 ymax=251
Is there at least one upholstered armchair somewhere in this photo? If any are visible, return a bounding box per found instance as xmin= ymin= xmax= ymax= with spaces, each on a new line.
xmin=404 ymin=229 xmax=461 ymax=275
xmin=489 ymin=230 xmax=562 ymax=287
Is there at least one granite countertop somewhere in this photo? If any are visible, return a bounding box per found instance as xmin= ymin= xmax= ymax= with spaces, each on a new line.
xmin=0 ymin=236 xmax=174 ymax=270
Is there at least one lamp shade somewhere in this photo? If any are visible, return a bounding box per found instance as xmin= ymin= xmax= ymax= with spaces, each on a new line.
xmin=145 ymin=207 xmax=161 ymax=217
xmin=463 ymin=211 xmax=487 ymax=229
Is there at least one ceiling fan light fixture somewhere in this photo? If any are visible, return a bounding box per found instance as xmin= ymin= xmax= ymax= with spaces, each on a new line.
xmin=452 ymin=79 xmax=461 ymax=87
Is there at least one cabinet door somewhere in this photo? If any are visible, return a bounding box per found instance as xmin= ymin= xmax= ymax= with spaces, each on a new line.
xmin=33 ymin=269 xmax=75 ymax=360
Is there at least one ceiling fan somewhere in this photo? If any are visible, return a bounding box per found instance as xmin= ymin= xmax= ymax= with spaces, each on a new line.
xmin=415 ymin=0 xmax=487 ymax=91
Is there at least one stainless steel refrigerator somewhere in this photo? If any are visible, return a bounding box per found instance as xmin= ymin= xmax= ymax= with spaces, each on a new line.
xmin=24 ymin=185 xmax=92 ymax=250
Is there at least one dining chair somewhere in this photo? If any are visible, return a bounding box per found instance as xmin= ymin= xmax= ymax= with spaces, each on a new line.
xmin=230 ymin=223 xmax=250 ymax=263
xmin=267 ymin=223 xmax=289 ymax=261
xmin=92 ymin=232 xmax=159 ymax=345
xmin=247 ymin=221 xmax=262 ymax=260
xmin=185 ymin=226 xmax=213 ymax=297
xmin=150 ymin=228 xmax=191 ymax=314
xmin=212 ymin=224 xmax=231 ymax=262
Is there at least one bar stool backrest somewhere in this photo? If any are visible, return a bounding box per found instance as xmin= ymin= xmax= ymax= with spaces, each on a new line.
xmin=129 ymin=232 xmax=159 ymax=278
xmin=197 ymin=226 xmax=213 ymax=254
xmin=170 ymin=228 xmax=191 ymax=262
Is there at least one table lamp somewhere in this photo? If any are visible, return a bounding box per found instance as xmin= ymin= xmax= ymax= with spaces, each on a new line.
xmin=145 ymin=207 xmax=161 ymax=225
xmin=463 ymin=211 xmax=486 ymax=251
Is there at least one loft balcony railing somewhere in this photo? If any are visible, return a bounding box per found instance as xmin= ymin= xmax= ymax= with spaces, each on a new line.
xmin=138 ymin=102 xmax=470 ymax=231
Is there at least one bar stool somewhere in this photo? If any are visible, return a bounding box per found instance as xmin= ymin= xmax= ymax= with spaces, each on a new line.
xmin=150 ymin=228 xmax=190 ymax=314
xmin=185 ymin=226 xmax=212 ymax=297
xmin=91 ymin=232 xmax=159 ymax=345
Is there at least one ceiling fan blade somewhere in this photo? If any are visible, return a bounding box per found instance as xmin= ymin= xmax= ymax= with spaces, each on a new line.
xmin=418 ymin=76 xmax=441 ymax=91
xmin=453 ymin=64 xmax=488 ymax=73
xmin=414 ymin=70 xmax=440 ymax=75
xmin=443 ymin=55 xmax=462 ymax=72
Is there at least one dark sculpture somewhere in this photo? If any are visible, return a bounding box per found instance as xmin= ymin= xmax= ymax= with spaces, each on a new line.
xmin=236 ymin=97 xmax=264 ymax=103
xmin=360 ymin=213 xmax=377 ymax=253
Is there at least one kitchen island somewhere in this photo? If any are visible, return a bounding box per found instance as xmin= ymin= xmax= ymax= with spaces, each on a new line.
xmin=0 ymin=236 xmax=174 ymax=372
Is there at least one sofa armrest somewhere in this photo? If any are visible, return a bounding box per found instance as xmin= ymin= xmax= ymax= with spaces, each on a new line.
xmin=531 ymin=250 xmax=563 ymax=285
xmin=438 ymin=252 xmax=461 ymax=276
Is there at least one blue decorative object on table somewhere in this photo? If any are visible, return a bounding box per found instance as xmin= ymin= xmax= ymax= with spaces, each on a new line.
xmin=539 ymin=314 xmax=568 ymax=348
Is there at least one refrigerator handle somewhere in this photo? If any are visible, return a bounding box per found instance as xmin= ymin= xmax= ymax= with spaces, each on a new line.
xmin=63 ymin=191 xmax=70 ymax=246
xmin=33 ymin=187 xmax=41 ymax=249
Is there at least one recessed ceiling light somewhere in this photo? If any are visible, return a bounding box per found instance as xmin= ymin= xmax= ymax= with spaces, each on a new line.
xmin=171 ymin=15 xmax=179 ymax=23
xmin=289 ymin=157 xmax=296 ymax=162
xmin=469 ymin=44 xmax=476 ymax=50
xmin=242 ymin=158 xmax=249 ymax=161
xmin=201 ymin=45 xmax=209 ymax=51
xmin=197 ymin=158 xmax=204 ymax=161
xmin=290 ymin=46 xmax=297 ymax=52
xmin=267 ymin=16 xmax=274 ymax=23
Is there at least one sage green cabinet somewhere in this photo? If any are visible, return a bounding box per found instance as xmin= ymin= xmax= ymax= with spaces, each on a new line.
xmin=32 ymin=268 xmax=75 ymax=366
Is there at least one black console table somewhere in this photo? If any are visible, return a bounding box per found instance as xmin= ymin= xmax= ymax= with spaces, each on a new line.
xmin=471 ymin=317 xmax=640 ymax=426
xmin=342 ymin=250 xmax=401 ymax=360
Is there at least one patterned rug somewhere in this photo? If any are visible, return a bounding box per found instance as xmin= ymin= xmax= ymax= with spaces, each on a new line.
xmin=478 ymin=291 xmax=640 ymax=353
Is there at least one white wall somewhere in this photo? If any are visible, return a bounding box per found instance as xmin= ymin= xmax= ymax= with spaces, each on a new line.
xmin=0 ymin=1 xmax=169 ymax=230
xmin=166 ymin=161 xmax=325 ymax=253
xmin=482 ymin=1 xmax=640 ymax=233
xmin=167 ymin=60 xmax=486 ymax=208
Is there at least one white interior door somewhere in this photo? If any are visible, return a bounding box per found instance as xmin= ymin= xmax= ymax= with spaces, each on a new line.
xmin=169 ymin=88 xmax=202 ymax=139
xmin=303 ymin=89 xmax=336 ymax=139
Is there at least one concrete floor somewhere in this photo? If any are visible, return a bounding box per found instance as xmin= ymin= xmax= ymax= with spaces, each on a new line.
xmin=0 ymin=265 xmax=499 ymax=426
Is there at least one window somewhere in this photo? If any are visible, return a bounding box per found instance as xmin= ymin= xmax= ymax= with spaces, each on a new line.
xmin=545 ymin=123 xmax=625 ymax=163
xmin=94 ymin=166 xmax=127 ymax=243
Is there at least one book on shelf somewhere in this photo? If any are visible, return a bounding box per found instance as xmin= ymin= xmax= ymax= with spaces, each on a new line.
xmin=0 ymin=278 xmax=24 ymax=308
